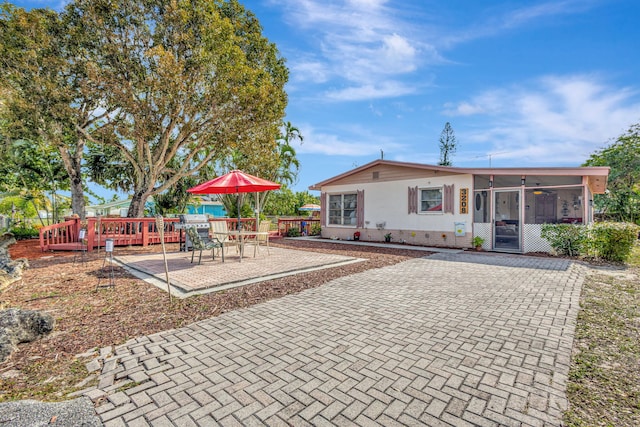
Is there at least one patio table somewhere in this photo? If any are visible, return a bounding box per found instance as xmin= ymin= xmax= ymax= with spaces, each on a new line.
xmin=213 ymin=231 xmax=269 ymax=262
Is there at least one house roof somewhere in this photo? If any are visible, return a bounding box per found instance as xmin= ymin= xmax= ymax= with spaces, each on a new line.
xmin=309 ymin=159 xmax=610 ymax=194
xmin=87 ymin=198 xmax=132 ymax=210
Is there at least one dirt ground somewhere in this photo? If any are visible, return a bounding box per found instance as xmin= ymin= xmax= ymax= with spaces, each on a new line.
xmin=1 ymin=238 xmax=429 ymax=401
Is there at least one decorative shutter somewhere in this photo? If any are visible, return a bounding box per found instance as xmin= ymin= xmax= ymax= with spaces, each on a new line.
xmin=320 ymin=192 xmax=326 ymax=226
xmin=356 ymin=190 xmax=365 ymax=228
xmin=444 ymin=184 xmax=455 ymax=214
xmin=408 ymin=186 xmax=418 ymax=214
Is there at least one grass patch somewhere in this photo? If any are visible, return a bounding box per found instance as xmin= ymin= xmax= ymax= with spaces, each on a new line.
xmin=1 ymin=358 xmax=92 ymax=402
xmin=564 ymin=244 xmax=640 ymax=426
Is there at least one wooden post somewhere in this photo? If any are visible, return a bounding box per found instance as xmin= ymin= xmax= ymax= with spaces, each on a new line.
xmin=142 ymin=219 xmax=149 ymax=247
xmin=86 ymin=218 xmax=96 ymax=252
xmin=155 ymin=215 xmax=172 ymax=304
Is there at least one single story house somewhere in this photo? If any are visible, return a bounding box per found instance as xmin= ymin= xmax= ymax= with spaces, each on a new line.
xmin=309 ymin=160 xmax=610 ymax=253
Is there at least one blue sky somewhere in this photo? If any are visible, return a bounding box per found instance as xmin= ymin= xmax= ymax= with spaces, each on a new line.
xmin=14 ymin=0 xmax=640 ymax=198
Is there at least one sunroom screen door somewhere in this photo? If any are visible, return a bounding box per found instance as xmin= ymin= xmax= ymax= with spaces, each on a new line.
xmin=493 ymin=190 xmax=521 ymax=251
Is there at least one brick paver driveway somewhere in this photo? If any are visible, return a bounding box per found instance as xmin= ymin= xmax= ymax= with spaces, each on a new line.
xmin=87 ymin=252 xmax=585 ymax=426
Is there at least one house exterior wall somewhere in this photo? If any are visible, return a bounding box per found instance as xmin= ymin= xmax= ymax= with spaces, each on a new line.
xmin=321 ymin=174 xmax=474 ymax=248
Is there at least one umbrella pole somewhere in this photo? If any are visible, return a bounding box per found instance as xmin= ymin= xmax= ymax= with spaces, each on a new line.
xmin=255 ymin=191 xmax=260 ymax=231
xmin=237 ymin=193 xmax=242 ymax=230
xmin=237 ymin=193 xmax=243 ymax=261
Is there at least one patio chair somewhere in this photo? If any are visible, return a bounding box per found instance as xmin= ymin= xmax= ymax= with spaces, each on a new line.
xmin=245 ymin=220 xmax=271 ymax=257
xmin=211 ymin=220 xmax=240 ymax=255
xmin=185 ymin=227 xmax=224 ymax=264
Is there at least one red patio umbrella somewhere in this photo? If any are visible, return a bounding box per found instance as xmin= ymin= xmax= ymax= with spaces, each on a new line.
xmin=187 ymin=170 xmax=281 ymax=228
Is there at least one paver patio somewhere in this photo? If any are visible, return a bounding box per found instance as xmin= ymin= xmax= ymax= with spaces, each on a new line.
xmin=114 ymin=246 xmax=364 ymax=297
xmin=80 ymin=251 xmax=585 ymax=426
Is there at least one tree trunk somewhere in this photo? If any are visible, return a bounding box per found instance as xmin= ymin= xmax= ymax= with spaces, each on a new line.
xmin=70 ymin=175 xmax=85 ymax=220
xmin=58 ymin=140 xmax=86 ymax=220
xmin=127 ymin=191 xmax=148 ymax=218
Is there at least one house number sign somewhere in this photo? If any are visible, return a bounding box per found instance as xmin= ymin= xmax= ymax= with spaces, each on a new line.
xmin=460 ymin=188 xmax=469 ymax=214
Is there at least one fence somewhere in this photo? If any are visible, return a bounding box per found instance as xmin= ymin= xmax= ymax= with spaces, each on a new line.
xmin=277 ymin=218 xmax=320 ymax=236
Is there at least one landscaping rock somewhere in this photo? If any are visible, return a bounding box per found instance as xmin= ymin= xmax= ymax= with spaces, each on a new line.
xmin=0 ymin=308 xmax=55 ymax=363
xmin=0 ymin=233 xmax=28 ymax=291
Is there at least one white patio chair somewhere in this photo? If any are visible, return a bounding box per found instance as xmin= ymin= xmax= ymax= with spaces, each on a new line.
xmin=211 ymin=220 xmax=239 ymax=256
xmin=245 ymin=220 xmax=271 ymax=257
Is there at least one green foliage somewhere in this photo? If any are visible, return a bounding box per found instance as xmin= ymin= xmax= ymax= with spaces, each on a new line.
xmin=153 ymin=176 xmax=199 ymax=216
xmin=0 ymin=4 xmax=101 ymax=218
xmin=309 ymin=223 xmax=321 ymax=236
xmin=262 ymin=187 xmax=319 ymax=216
xmin=586 ymin=222 xmax=639 ymax=263
xmin=583 ymin=124 xmax=640 ymax=224
xmin=9 ymin=224 xmax=39 ymax=240
xmin=286 ymin=228 xmax=301 ymax=237
xmin=295 ymin=191 xmax=320 ymax=209
xmin=541 ymin=222 xmax=639 ymax=262
xmin=63 ymin=0 xmax=289 ymax=217
xmin=438 ymin=122 xmax=457 ymax=166
xmin=472 ymin=236 xmax=485 ymax=247
xmin=541 ymin=223 xmax=587 ymax=256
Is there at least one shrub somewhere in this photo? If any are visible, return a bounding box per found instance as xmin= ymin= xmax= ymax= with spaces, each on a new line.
xmin=541 ymin=223 xmax=587 ymax=256
xmin=9 ymin=226 xmax=40 ymax=240
xmin=541 ymin=222 xmax=639 ymax=262
xmin=585 ymin=222 xmax=639 ymax=262
xmin=286 ymin=228 xmax=301 ymax=237
xmin=309 ymin=223 xmax=321 ymax=236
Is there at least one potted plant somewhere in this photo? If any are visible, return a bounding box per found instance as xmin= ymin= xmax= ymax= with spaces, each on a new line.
xmin=384 ymin=232 xmax=392 ymax=243
xmin=472 ymin=236 xmax=485 ymax=251
xmin=353 ymin=231 xmax=361 ymax=241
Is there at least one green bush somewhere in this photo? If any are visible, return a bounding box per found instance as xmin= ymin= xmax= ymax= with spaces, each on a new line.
xmin=309 ymin=223 xmax=321 ymax=236
xmin=541 ymin=223 xmax=587 ymax=256
xmin=9 ymin=226 xmax=40 ymax=240
xmin=286 ymin=228 xmax=301 ymax=237
xmin=541 ymin=222 xmax=639 ymax=262
xmin=585 ymin=222 xmax=639 ymax=262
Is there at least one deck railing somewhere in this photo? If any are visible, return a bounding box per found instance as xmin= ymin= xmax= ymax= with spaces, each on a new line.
xmin=39 ymin=216 xmax=262 ymax=252
xmin=277 ymin=217 xmax=320 ymax=236
xmin=40 ymin=217 xmax=182 ymax=252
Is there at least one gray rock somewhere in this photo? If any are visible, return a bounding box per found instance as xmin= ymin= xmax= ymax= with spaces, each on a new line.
xmin=0 ymin=309 xmax=55 ymax=363
xmin=0 ymin=233 xmax=28 ymax=290
xmin=0 ymin=397 xmax=102 ymax=427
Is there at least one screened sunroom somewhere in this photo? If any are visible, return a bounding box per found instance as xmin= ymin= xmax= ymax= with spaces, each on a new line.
xmin=472 ymin=170 xmax=608 ymax=253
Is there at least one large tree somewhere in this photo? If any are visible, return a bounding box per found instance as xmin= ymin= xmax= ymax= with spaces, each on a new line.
xmin=0 ymin=4 xmax=105 ymax=219
xmin=584 ymin=123 xmax=640 ymax=224
xmin=438 ymin=122 xmax=457 ymax=166
xmin=70 ymin=0 xmax=288 ymax=217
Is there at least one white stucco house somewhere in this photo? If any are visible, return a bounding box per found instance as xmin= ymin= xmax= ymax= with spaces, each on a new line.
xmin=310 ymin=160 xmax=610 ymax=253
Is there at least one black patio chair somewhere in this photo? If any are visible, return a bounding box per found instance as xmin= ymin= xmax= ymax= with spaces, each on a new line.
xmin=185 ymin=227 xmax=224 ymax=264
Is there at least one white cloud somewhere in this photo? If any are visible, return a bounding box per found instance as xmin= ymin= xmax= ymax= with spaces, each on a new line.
xmin=268 ymin=0 xmax=433 ymax=101
xmin=446 ymin=75 xmax=640 ymax=164
xmin=325 ymin=81 xmax=416 ymax=101
xmin=295 ymin=123 xmax=406 ymax=156
xmin=290 ymin=61 xmax=329 ymax=84
xmin=442 ymin=0 xmax=601 ymax=47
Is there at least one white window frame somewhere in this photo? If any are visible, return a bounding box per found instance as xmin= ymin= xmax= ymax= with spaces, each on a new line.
xmin=419 ymin=187 xmax=443 ymax=214
xmin=328 ymin=193 xmax=357 ymax=226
